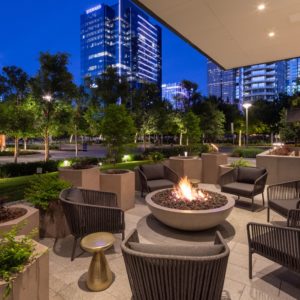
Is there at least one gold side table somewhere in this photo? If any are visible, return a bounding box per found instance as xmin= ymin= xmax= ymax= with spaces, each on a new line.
xmin=80 ymin=232 xmax=115 ymax=291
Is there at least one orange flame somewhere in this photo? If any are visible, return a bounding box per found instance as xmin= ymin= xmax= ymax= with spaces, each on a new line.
xmin=173 ymin=177 xmax=205 ymax=201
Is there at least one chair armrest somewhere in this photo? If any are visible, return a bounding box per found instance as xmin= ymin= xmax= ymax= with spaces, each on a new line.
xmin=267 ymin=180 xmax=300 ymax=201
xmin=137 ymin=168 xmax=149 ymax=193
xmin=219 ymin=168 xmax=237 ymax=186
xmin=163 ymin=165 xmax=179 ymax=183
xmin=253 ymin=172 xmax=268 ymax=194
xmin=80 ymin=189 xmax=118 ymax=207
xmin=124 ymin=229 xmax=139 ymax=247
xmin=287 ymin=209 xmax=300 ymax=228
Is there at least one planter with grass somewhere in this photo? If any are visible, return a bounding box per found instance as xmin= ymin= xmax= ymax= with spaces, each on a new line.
xmin=218 ymin=158 xmax=251 ymax=178
xmin=100 ymin=169 xmax=135 ymax=211
xmin=25 ymin=174 xmax=71 ymax=238
xmin=0 ymin=226 xmax=49 ymax=300
xmin=0 ymin=200 xmax=39 ymax=238
xmin=59 ymin=161 xmax=100 ymax=190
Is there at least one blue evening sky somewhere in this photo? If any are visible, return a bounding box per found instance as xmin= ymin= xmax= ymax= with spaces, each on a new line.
xmin=0 ymin=0 xmax=208 ymax=95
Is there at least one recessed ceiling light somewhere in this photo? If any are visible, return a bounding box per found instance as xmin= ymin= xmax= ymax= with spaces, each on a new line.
xmin=268 ymin=31 xmax=275 ymax=37
xmin=257 ymin=3 xmax=266 ymax=11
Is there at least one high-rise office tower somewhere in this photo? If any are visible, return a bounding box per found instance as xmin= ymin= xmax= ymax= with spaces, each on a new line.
xmin=286 ymin=58 xmax=300 ymax=95
xmin=161 ymin=82 xmax=188 ymax=109
xmin=207 ymin=60 xmax=238 ymax=103
xmin=80 ymin=0 xmax=162 ymax=87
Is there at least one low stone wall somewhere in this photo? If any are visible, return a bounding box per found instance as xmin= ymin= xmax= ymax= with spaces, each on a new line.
xmin=257 ymin=149 xmax=300 ymax=184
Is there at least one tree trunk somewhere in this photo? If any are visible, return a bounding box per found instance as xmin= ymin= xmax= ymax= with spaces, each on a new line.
xmin=14 ymin=137 xmax=19 ymax=163
xmin=44 ymin=130 xmax=49 ymax=161
xmin=179 ymin=133 xmax=182 ymax=146
xmin=134 ymin=132 xmax=138 ymax=144
xmin=143 ymin=134 xmax=146 ymax=150
xmin=75 ymin=134 xmax=78 ymax=157
xmin=186 ymin=136 xmax=189 ymax=146
xmin=69 ymin=134 xmax=73 ymax=143
xmin=23 ymin=138 xmax=27 ymax=150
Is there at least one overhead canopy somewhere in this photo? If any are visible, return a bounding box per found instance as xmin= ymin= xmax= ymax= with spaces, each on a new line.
xmin=133 ymin=0 xmax=300 ymax=69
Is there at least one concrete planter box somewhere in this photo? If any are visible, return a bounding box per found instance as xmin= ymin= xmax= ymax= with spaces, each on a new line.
xmin=39 ymin=201 xmax=70 ymax=238
xmin=100 ymin=169 xmax=135 ymax=211
xmin=257 ymin=149 xmax=300 ymax=184
xmin=202 ymin=153 xmax=228 ymax=184
xmin=218 ymin=164 xmax=234 ymax=178
xmin=59 ymin=165 xmax=100 ymax=190
xmin=0 ymin=240 xmax=49 ymax=300
xmin=168 ymin=156 xmax=202 ymax=180
xmin=0 ymin=204 xmax=39 ymax=238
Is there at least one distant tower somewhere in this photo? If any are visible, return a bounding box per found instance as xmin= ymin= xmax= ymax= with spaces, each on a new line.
xmin=80 ymin=0 xmax=162 ymax=87
xmin=161 ymin=82 xmax=188 ymax=110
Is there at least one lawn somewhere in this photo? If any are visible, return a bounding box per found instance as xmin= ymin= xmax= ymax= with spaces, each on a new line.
xmin=0 ymin=160 xmax=151 ymax=203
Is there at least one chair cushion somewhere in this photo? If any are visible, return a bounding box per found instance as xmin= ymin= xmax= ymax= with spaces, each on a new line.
xmin=129 ymin=242 xmax=224 ymax=257
xmin=147 ymin=179 xmax=175 ymax=191
xmin=66 ymin=188 xmax=84 ymax=203
xmin=141 ymin=164 xmax=164 ymax=180
xmin=269 ymin=199 xmax=300 ymax=217
xmin=237 ymin=167 xmax=265 ymax=184
xmin=221 ymin=182 xmax=254 ymax=197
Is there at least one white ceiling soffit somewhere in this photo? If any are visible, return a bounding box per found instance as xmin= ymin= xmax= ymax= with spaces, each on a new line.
xmin=133 ymin=0 xmax=300 ymax=70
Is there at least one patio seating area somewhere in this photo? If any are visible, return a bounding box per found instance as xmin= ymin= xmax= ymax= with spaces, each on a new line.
xmin=44 ymin=183 xmax=300 ymax=300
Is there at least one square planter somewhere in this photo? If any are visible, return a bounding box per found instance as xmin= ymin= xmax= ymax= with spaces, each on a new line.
xmin=168 ymin=156 xmax=202 ymax=180
xmin=218 ymin=164 xmax=234 ymax=178
xmin=0 ymin=240 xmax=49 ymax=300
xmin=100 ymin=169 xmax=135 ymax=211
xmin=59 ymin=166 xmax=100 ymax=190
xmin=0 ymin=204 xmax=39 ymax=238
xmin=201 ymin=153 xmax=228 ymax=184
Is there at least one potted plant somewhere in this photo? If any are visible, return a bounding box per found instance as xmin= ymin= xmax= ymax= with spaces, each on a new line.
xmin=58 ymin=158 xmax=100 ymax=190
xmin=25 ymin=173 xmax=71 ymax=238
xmin=0 ymin=225 xmax=49 ymax=300
xmin=219 ymin=158 xmax=251 ymax=177
xmin=0 ymin=197 xmax=39 ymax=238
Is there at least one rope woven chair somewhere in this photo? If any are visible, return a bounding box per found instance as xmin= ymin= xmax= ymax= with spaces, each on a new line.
xmin=247 ymin=209 xmax=300 ymax=279
xmin=267 ymin=179 xmax=300 ymax=222
xmin=60 ymin=188 xmax=125 ymax=261
xmin=121 ymin=229 xmax=230 ymax=300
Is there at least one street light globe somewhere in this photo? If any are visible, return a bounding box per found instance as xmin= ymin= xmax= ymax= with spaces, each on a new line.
xmin=42 ymin=94 xmax=52 ymax=102
xmin=243 ymin=103 xmax=252 ymax=109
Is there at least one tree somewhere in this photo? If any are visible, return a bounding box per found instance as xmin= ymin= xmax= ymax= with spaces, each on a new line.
xmin=0 ymin=66 xmax=32 ymax=162
xmin=183 ymin=111 xmax=201 ymax=145
xmin=93 ymin=67 xmax=130 ymax=106
xmin=102 ymin=104 xmax=136 ymax=162
xmin=279 ymin=109 xmax=300 ymax=144
xmin=30 ymin=52 xmax=76 ymax=161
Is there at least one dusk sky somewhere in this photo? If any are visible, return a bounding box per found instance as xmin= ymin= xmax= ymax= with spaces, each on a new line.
xmin=0 ymin=0 xmax=208 ymax=95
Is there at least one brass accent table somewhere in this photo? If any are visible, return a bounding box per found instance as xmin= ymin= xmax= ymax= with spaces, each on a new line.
xmin=80 ymin=232 xmax=115 ymax=291
xmin=190 ymin=178 xmax=201 ymax=188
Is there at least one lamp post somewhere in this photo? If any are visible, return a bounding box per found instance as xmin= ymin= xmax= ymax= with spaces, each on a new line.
xmin=243 ymin=103 xmax=252 ymax=147
xmin=42 ymin=94 xmax=52 ymax=161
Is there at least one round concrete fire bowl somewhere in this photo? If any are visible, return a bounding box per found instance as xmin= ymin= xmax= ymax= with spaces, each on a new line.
xmin=145 ymin=189 xmax=235 ymax=231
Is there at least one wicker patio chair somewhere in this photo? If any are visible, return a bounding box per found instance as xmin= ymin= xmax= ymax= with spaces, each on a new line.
xmin=247 ymin=210 xmax=300 ymax=279
xmin=137 ymin=163 xmax=179 ymax=197
xmin=59 ymin=188 xmax=125 ymax=261
xmin=219 ymin=166 xmax=267 ymax=211
xmin=121 ymin=229 xmax=230 ymax=300
xmin=267 ymin=179 xmax=300 ymax=222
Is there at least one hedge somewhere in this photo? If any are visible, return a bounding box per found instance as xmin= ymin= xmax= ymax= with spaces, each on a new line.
xmin=231 ymin=147 xmax=264 ymax=158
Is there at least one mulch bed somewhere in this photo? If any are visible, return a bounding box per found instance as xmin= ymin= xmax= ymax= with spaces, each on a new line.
xmin=151 ymin=189 xmax=228 ymax=210
xmin=0 ymin=206 xmax=27 ymax=223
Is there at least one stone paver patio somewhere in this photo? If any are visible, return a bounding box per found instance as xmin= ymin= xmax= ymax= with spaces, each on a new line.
xmin=44 ymin=184 xmax=300 ymax=300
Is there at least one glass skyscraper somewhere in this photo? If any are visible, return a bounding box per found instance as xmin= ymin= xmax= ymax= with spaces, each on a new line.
xmin=286 ymin=58 xmax=300 ymax=95
xmin=161 ymin=82 xmax=188 ymax=110
xmin=80 ymin=0 xmax=162 ymax=87
xmin=208 ymin=59 xmax=287 ymax=103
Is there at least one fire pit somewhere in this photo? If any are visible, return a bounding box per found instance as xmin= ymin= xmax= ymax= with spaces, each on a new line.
xmin=145 ymin=177 xmax=234 ymax=231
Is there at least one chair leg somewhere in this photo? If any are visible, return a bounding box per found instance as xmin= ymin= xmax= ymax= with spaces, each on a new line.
xmin=71 ymin=236 xmax=78 ymax=261
xmin=122 ymin=231 xmax=125 ymax=241
xmin=267 ymin=207 xmax=270 ymax=222
xmin=262 ymin=192 xmax=265 ymax=207
xmin=252 ymin=197 xmax=255 ymax=212
xmin=249 ymin=251 xmax=253 ymax=279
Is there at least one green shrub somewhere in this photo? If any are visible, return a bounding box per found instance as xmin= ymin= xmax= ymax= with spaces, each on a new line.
xmin=0 ymin=150 xmax=40 ymax=157
xmin=25 ymin=173 xmax=71 ymax=210
xmin=231 ymin=147 xmax=263 ymax=158
xmin=0 ymin=225 xmax=36 ymax=298
xmin=144 ymin=144 xmax=210 ymax=158
xmin=230 ymin=158 xmax=251 ymax=168
xmin=146 ymin=151 xmax=164 ymax=162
